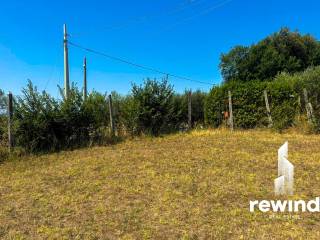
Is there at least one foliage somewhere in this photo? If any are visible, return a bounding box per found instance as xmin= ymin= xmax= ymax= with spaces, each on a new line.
xmin=109 ymin=92 xmax=139 ymax=136
xmin=130 ymin=78 xmax=174 ymax=136
xmin=14 ymin=81 xmax=112 ymax=152
xmin=121 ymin=79 xmax=207 ymax=136
xmin=205 ymin=81 xmax=271 ymax=129
xmin=14 ymin=81 xmax=62 ymax=152
xmin=272 ymin=101 xmax=297 ymax=132
xmin=9 ymin=78 xmax=208 ymax=152
xmin=82 ymin=91 xmax=109 ymax=144
xmin=205 ymin=66 xmax=320 ymax=131
xmin=170 ymin=90 xmax=207 ymax=130
xmin=191 ymin=90 xmax=207 ymax=125
xmin=0 ymin=89 xmax=6 ymax=110
xmin=220 ymin=28 xmax=320 ymax=82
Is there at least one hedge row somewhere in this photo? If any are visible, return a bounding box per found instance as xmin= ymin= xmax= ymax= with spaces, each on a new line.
xmin=0 ymin=79 xmax=207 ymax=153
xmin=205 ymin=66 xmax=320 ymax=131
xmin=2 ymin=66 xmax=320 ymax=153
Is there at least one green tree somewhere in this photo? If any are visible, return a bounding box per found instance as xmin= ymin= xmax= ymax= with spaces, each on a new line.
xmin=220 ymin=28 xmax=320 ymax=82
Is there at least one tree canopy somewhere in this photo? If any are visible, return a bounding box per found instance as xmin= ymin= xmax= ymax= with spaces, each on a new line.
xmin=220 ymin=28 xmax=320 ymax=82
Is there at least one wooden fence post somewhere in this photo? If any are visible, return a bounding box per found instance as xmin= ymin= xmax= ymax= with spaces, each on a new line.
xmin=263 ymin=90 xmax=273 ymax=127
xmin=188 ymin=90 xmax=192 ymax=130
xmin=303 ymin=88 xmax=314 ymax=123
xmin=228 ymin=90 xmax=234 ymax=131
xmin=108 ymin=94 xmax=115 ymax=136
xmin=7 ymin=92 xmax=13 ymax=152
xmin=298 ymin=96 xmax=301 ymax=110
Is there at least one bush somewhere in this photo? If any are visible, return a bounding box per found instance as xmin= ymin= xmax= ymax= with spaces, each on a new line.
xmin=130 ymin=78 xmax=174 ymax=136
xmin=170 ymin=90 xmax=207 ymax=130
xmin=11 ymin=78 xmax=207 ymax=152
xmin=14 ymin=81 xmax=112 ymax=152
xmin=272 ymin=101 xmax=297 ymax=132
xmin=122 ymin=79 xmax=208 ymax=136
xmin=116 ymin=95 xmax=139 ymax=136
xmin=205 ymin=66 xmax=320 ymax=132
xmin=205 ymin=73 xmax=302 ymax=131
xmin=191 ymin=90 xmax=207 ymax=126
xmin=205 ymin=86 xmax=224 ymax=128
xmin=14 ymin=82 xmax=60 ymax=152
xmin=205 ymin=81 xmax=270 ymax=129
xmin=82 ymin=91 xmax=109 ymax=145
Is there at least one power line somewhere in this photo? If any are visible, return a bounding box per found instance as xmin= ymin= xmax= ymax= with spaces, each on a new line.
xmin=68 ymin=41 xmax=215 ymax=86
xmin=44 ymin=48 xmax=60 ymax=91
xmin=159 ymin=0 xmax=233 ymax=33
xmin=70 ymin=0 xmax=208 ymax=37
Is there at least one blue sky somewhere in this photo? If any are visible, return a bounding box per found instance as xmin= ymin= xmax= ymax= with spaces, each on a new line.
xmin=0 ymin=0 xmax=319 ymax=96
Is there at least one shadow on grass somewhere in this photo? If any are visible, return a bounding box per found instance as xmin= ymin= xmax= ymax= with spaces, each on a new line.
xmin=0 ymin=135 xmax=125 ymax=162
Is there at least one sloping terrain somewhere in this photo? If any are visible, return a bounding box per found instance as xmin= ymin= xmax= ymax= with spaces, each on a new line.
xmin=0 ymin=129 xmax=320 ymax=239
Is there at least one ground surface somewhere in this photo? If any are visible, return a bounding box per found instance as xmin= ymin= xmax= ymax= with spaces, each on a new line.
xmin=0 ymin=129 xmax=320 ymax=239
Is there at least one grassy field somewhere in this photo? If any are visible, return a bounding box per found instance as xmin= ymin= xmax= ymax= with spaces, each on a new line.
xmin=1 ymin=129 xmax=320 ymax=239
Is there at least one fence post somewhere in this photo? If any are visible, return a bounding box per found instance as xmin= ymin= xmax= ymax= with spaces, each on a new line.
xmin=108 ymin=94 xmax=115 ymax=136
xmin=228 ymin=90 xmax=234 ymax=131
xmin=188 ymin=90 xmax=192 ymax=130
xmin=263 ymin=90 xmax=273 ymax=127
xmin=7 ymin=92 xmax=13 ymax=152
xmin=303 ymin=88 xmax=314 ymax=123
xmin=298 ymin=96 xmax=301 ymax=110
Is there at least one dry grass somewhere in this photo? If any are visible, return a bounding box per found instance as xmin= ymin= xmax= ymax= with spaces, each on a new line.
xmin=1 ymin=129 xmax=320 ymax=239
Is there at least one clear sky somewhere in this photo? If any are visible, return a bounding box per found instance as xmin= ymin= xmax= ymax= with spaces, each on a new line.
xmin=0 ymin=0 xmax=319 ymax=97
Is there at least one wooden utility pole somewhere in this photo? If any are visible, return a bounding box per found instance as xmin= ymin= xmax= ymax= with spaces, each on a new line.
xmin=108 ymin=95 xmax=115 ymax=136
xmin=7 ymin=92 xmax=13 ymax=152
xmin=83 ymin=57 xmax=87 ymax=100
xmin=228 ymin=90 xmax=234 ymax=131
xmin=63 ymin=24 xmax=70 ymax=99
xmin=303 ymin=88 xmax=314 ymax=123
xmin=188 ymin=90 xmax=192 ymax=129
xmin=263 ymin=90 xmax=273 ymax=127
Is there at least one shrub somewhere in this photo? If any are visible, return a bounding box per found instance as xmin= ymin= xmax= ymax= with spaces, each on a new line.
xmin=272 ymin=101 xmax=297 ymax=132
xmin=130 ymin=78 xmax=174 ymax=136
xmin=12 ymin=79 xmax=207 ymax=151
xmin=14 ymin=81 xmax=112 ymax=152
xmin=205 ymin=81 xmax=270 ymax=129
xmin=205 ymin=66 xmax=320 ymax=132
xmin=14 ymin=81 xmax=60 ymax=152
xmin=170 ymin=90 xmax=207 ymax=130
xmin=205 ymin=74 xmax=301 ymax=131
xmin=205 ymin=86 xmax=225 ymax=128
xmin=191 ymin=90 xmax=207 ymax=126
xmin=116 ymin=95 xmax=139 ymax=136
xmin=82 ymin=91 xmax=109 ymax=144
